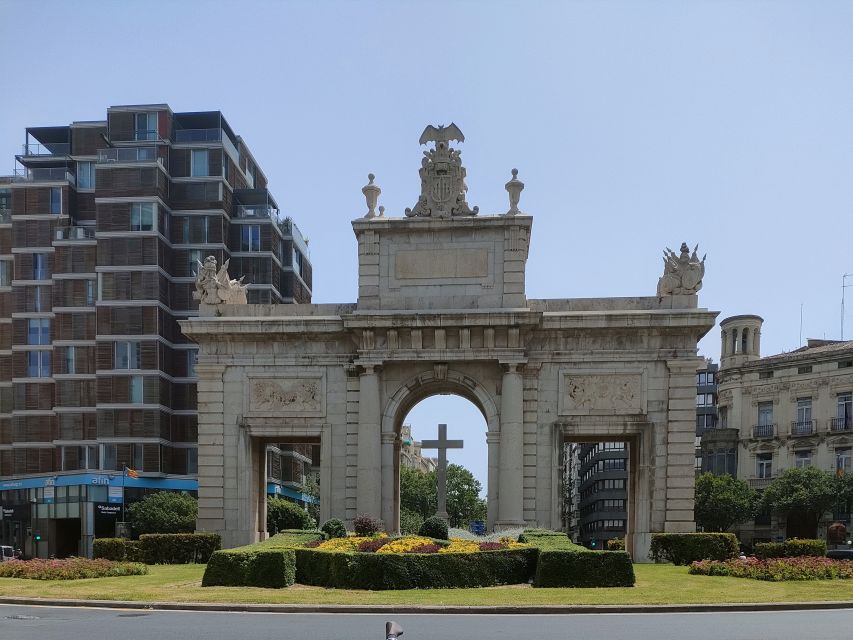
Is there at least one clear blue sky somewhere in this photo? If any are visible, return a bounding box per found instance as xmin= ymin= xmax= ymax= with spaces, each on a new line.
xmin=3 ymin=1 xmax=852 ymax=493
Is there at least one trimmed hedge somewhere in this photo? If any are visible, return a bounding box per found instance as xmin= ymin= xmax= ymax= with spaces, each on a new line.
xmin=254 ymin=530 xmax=325 ymax=548
xmin=650 ymin=533 xmax=739 ymax=565
xmin=419 ymin=516 xmax=449 ymax=540
xmin=518 ymin=529 xmax=586 ymax=551
xmin=607 ymin=538 xmax=626 ymax=551
xmin=294 ymin=547 xmax=537 ymax=590
xmin=755 ymin=538 xmax=826 ymax=559
xmin=203 ymin=549 xmax=296 ymax=588
xmin=93 ymin=538 xmax=143 ymax=562
xmin=533 ymin=549 xmax=635 ymax=587
xmin=139 ymin=533 xmax=221 ymax=564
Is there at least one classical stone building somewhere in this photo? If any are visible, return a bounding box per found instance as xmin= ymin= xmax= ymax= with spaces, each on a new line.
xmin=181 ymin=126 xmax=717 ymax=560
xmin=709 ymin=315 xmax=853 ymax=543
xmin=399 ymin=424 xmax=437 ymax=474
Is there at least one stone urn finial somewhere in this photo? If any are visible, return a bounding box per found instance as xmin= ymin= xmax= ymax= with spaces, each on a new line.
xmin=505 ymin=168 xmax=524 ymax=215
xmin=362 ymin=173 xmax=381 ymax=219
xmin=378 ymin=205 xmax=385 ymax=218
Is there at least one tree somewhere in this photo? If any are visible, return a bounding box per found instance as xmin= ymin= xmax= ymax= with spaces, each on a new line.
xmin=694 ymin=472 xmax=757 ymax=532
xmin=126 ymin=491 xmax=197 ymax=536
xmin=302 ymin=473 xmax=320 ymax=524
xmin=399 ymin=464 xmax=487 ymax=528
xmin=267 ymin=497 xmax=315 ymax=532
xmin=761 ymin=467 xmax=841 ymax=539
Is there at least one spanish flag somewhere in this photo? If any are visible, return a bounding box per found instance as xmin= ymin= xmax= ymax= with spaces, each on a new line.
xmin=126 ymin=467 xmax=140 ymax=479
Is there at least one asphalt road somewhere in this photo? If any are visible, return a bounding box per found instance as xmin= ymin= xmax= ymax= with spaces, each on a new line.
xmin=0 ymin=605 xmax=848 ymax=640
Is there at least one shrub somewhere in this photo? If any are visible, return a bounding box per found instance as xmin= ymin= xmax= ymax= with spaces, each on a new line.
xmin=320 ymin=518 xmax=347 ymax=539
xmin=139 ymin=533 xmax=221 ymax=564
xmin=518 ymin=529 xmax=585 ymax=551
xmin=690 ymin=556 xmax=853 ymax=581
xmin=419 ymin=516 xmax=449 ymax=540
xmin=408 ymin=543 xmax=442 ymax=553
xmin=0 ymin=558 xmax=147 ymax=580
xmin=533 ymin=550 xmax=635 ymax=587
xmin=400 ymin=508 xmax=424 ymax=535
xmin=353 ymin=514 xmax=382 ymax=537
xmin=650 ymin=533 xmax=739 ymax=565
xmin=256 ymin=530 xmax=325 ymax=549
xmin=203 ymin=549 xmax=296 ymax=588
xmin=294 ymin=547 xmax=537 ymax=589
xmin=126 ymin=491 xmax=197 ymax=536
xmin=755 ymin=538 xmax=826 ymax=559
xmin=607 ymin=538 xmax=626 ymax=551
xmin=267 ymin=498 xmax=315 ymax=533
xmin=93 ymin=538 xmax=143 ymax=562
xmin=358 ymin=538 xmax=391 ymax=553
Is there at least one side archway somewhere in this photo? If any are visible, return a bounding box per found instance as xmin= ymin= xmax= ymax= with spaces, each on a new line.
xmin=380 ymin=367 xmax=500 ymax=531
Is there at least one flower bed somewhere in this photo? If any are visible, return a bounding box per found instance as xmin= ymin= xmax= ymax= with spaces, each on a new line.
xmin=0 ymin=558 xmax=147 ymax=580
xmin=689 ymin=557 xmax=853 ymax=581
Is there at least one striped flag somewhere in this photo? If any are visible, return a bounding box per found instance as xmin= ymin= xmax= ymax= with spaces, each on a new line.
xmin=125 ymin=467 xmax=140 ymax=479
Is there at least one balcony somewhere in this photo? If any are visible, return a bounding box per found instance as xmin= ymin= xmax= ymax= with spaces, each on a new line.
xmin=174 ymin=128 xmax=239 ymax=160
xmin=749 ymin=477 xmax=775 ymax=489
xmin=21 ymin=142 xmax=70 ymax=157
xmin=98 ymin=146 xmax=162 ymax=166
xmin=236 ymin=204 xmax=279 ymax=220
xmin=0 ymin=208 xmax=10 ymax=224
xmin=831 ymin=417 xmax=853 ymax=433
xmin=790 ymin=420 xmax=815 ymax=437
xmin=753 ymin=424 xmax=775 ymax=438
xmin=54 ymin=226 xmax=95 ymax=241
xmin=14 ymin=167 xmax=75 ymax=185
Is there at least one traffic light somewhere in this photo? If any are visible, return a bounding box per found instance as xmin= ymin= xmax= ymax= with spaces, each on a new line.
xmin=33 ymin=531 xmax=41 ymax=542
xmin=590 ymin=539 xmax=597 ymax=549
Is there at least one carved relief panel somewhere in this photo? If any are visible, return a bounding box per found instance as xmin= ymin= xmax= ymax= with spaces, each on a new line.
xmin=558 ymin=370 xmax=647 ymax=416
xmin=246 ymin=374 xmax=326 ymax=417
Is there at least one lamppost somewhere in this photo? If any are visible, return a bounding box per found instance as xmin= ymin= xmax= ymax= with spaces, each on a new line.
xmin=843 ymin=274 xmax=853 ymax=341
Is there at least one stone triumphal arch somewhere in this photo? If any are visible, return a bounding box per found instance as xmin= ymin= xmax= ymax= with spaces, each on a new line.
xmin=181 ymin=125 xmax=717 ymax=560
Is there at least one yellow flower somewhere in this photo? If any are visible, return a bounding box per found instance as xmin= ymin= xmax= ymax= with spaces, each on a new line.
xmin=375 ymin=536 xmax=435 ymax=554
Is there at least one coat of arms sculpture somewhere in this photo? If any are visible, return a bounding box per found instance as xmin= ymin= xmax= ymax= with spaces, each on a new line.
xmin=657 ymin=242 xmax=706 ymax=296
xmin=405 ymin=123 xmax=479 ymax=218
xmin=193 ymin=255 xmax=248 ymax=308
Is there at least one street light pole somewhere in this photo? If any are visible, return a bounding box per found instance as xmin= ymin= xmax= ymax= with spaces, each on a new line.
xmin=843 ymin=274 xmax=853 ymax=341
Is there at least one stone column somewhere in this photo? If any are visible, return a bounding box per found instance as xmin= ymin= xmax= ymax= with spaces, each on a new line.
xmin=486 ymin=431 xmax=500 ymax=531
xmin=320 ymin=424 xmax=333 ymax=525
xmin=381 ymin=431 xmax=397 ymax=532
xmin=497 ymin=364 xmax=525 ymax=528
xmin=664 ymin=359 xmax=702 ymax=533
xmin=357 ymin=365 xmax=382 ymax=521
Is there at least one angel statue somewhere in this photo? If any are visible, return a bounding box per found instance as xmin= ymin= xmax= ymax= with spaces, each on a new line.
xmin=193 ymin=256 xmax=248 ymax=306
xmin=657 ymin=242 xmax=706 ymax=296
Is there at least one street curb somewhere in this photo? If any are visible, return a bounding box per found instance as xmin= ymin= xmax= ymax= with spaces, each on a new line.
xmin=2 ymin=596 xmax=853 ymax=614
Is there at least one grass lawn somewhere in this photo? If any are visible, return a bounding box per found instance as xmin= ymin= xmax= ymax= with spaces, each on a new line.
xmin=2 ymin=564 xmax=853 ymax=605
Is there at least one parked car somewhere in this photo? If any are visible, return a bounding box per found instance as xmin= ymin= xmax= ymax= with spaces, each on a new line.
xmin=827 ymin=549 xmax=853 ymax=560
xmin=0 ymin=546 xmax=15 ymax=562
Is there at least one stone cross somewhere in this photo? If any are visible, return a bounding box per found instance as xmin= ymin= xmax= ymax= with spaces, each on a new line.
xmin=420 ymin=423 xmax=464 ymax=520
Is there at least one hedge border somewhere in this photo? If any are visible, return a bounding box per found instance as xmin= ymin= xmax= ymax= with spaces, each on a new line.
xmin=650 ymin=533 xmax=739 ymax=565
xmin=533 ymin=549 xmax=635 ymax=587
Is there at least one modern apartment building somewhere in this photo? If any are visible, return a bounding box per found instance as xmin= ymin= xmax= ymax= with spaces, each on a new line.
xmin=577 ymin=441 xmax=628 ymax=547
xmin=708 ymin=315 xmax=853 ymax=543
xmin=695 ymin=360 xmax=718 ymax=473
xmin=0 ymin=104 xmax=312 ymax=558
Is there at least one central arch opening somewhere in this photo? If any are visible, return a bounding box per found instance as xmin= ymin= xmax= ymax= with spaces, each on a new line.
xmin=400 ymin=394 xmax=489 ymax=534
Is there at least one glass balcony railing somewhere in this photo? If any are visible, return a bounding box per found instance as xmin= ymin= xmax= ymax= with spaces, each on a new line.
xmin=21 ymin=142 xmax=70 ymax=156
xmin=174 ymin=128 xmax=239 ymax=162
xmin=55 ymin=226 xmax=95 ymax=240
xmin=14 ymin=167 xmax=75 ymax=185
xmin=236 ymin=205 xmax=278 ymax=219
xmin=0 ymin=209 xmax=10 ymax=224
xmin=98 ymin=146 xmax=160 ymax=164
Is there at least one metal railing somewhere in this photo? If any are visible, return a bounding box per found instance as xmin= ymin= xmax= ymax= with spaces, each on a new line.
xmin=749 ymin=477 xmax=774 ymax=489
xmin=790 ymin=420 xmax=815 ymax=436
xmin=753 ymin=424 xmax=775 ymax=438
xmin=54 ymin=226 xmax=95 ymax=240
xmin=21 ymin=142 xmax=70 ymax=156
xmin=97 ymin=146 xmax=160 ymax=164
xmin=14 ymin=167 xmax=75 ymax=185
xmin=831 ymin=417 xmax=853 ymax=432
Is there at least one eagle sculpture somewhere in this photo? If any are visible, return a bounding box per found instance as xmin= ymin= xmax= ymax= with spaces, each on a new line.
xmin=418 ymin=123 xmax=465 ymax=146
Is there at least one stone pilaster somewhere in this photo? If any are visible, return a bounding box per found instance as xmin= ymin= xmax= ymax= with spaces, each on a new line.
xmin=195 ymin=364 xmax=227 ymax=537
xmin=497 ymin=364 xmax=525 ymax=527
xmin=381 ymin=431 xmax=397 ymax=531
xmin=356 ymin=365 xmax=382 ymax=519
xmin=664 ymin=359 xmax=703 ymax=532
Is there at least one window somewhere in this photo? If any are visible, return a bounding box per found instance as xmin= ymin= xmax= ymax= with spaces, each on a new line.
xmin=837 ymin=448 xmax=852 ymax=474
xmin=188 ymin=249 xmax=203 ymax=276
xmin=794 ymin=450 xmax=812 ymax=469
xmin=134 ymin=112 xmax=157 ymax=141
xmin=61 ymin=445 xmax=99 ymax=471
xmin=102 ymin=444 xmax=117 ymax=471
xmin=757 ymin=401 xmax=773 ymax=426
xmin=756 ymin=453 xmax=773 ymax=479
xmin=697 ymin=414 xmax=717 ymax=431
xmin=27 ymin=318 xmax=49 ymax=345
xmin=706 ymin=372 xmax=715 ymax=385
xmin=129 ymin=376 xmax=144 ymax=403
xmin=50 ymin=187 xmax=61 ymax=214
xmin=115 ymin=341 xmax=141 ymax=369
xmin=33 ymin=286 xmax=44 ymax=312
xmin=32 ymin=253 xmax=48 ymax=280
xmin=839 ymin=361 xmax=853 ymax=369
xmin=696 ymin=393 xmax=714 ymax=407
xmin=0 ymin=260 xmax=10 ymax=287
xmin=719 ymin=406 xmax=728 ymax=429
xmin=191 ymin=149 xmax=209 ymax=177
xmin=132 ymin=443 xmax=144 ymax=471
xmin=241 ymin=224 xmax=261 ymax=251
xmin=293 ymin=248 xmax=303 ymax=277
xmin=65 ymin=346 xmax=76 ymax=374
xmin=796 ymin=398 xmax=812 ymax=424
xmin=77 ymin=161 xmax=95 ymax=189
xmin=130 ymin=202 xmax=155 ymax=231
xmin=758 ymin=371 xmax=774 ymax=380
xmin=187 ymin=448 xmax=198 ymax=475
xmin=798 ymin=365 xmax=813 ymax=375
xmin=839 ymin=394 xmax=852 ymax=426
xmin=26 ymin=351 xmax=50 ymax=377
xmin=86 ymin=280 xmax=95 ymax=306
xmin=187 ymin=350 xmax=198 ymax=377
